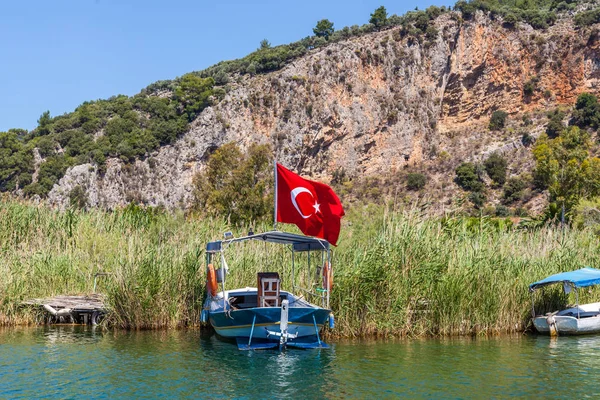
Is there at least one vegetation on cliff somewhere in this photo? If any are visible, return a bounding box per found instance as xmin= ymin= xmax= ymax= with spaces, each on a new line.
xmin=3 ymin=0 xmax=600 ymax=216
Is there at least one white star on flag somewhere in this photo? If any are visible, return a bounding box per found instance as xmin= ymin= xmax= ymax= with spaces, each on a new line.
xmin=313 ymin=201 xmax=321 ymax=214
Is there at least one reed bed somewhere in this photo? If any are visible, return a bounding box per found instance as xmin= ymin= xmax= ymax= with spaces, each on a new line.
xmin=1 ymin=198 xmax=599 ymax=337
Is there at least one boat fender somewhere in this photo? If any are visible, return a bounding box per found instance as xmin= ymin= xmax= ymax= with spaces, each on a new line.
xmin=322 ymin=261 xmax=333 ymax=291
xmin=329 ymin=314 xmax=335 ymax=329
xmin=207 ymin=264 xmax=218 ymax=297
xmin=200 ymin=309 xmax=208 ymax=324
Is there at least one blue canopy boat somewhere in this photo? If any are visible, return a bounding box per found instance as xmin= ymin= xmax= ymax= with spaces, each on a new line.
xmin=201 ymin=231 xmax=334 ymax=350
xmin=529 ymin=267 xmax=600 ymax=336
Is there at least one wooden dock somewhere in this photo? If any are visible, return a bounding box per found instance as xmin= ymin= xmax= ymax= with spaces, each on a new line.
xmin=23 ymin=294 xmax=107 ymax=325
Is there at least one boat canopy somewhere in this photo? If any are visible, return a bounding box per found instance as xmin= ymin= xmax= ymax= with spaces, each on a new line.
xmin=529 ymin=267 xmax=600 ymax=292
xmin=206 ymin=231 xmax=330 ymax=253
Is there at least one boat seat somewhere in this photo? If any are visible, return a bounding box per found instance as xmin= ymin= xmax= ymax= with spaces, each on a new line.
xmin=258 ymin=272 xmax=280 ymax=307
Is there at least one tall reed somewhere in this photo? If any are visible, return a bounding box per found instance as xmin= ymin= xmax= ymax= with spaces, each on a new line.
xmin=1 ymin=198 xmax=598 ymax=336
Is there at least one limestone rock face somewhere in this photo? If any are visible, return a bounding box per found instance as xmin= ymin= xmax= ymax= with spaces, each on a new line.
xmin=47 ymin=12 xmax=600 ymax=210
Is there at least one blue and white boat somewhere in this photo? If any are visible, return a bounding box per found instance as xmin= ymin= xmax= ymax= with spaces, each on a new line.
xmin=529 ymin=267 xmax=600 ymax=336
xmin=201 ymin=231 xmax=334 ymax=350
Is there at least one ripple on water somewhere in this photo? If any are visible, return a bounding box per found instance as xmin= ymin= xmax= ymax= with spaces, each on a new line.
xmin=2 ymin=328 xmax=600 ymax=398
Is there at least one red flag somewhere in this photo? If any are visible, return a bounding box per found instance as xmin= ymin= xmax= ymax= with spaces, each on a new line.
xmin=276 ymin=163 xmax=345 ymax=245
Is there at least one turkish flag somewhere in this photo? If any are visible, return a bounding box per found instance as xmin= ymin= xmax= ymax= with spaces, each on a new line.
xmin=276 ymin=163 xmax=345 ymax=245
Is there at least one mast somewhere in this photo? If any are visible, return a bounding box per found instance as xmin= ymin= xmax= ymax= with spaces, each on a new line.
xmin=273 ymin=160 xmax=278 ymax=231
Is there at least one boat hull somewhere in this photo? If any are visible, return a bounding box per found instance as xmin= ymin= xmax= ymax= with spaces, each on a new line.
xmin=209 ymin=307 xmax=331 ymax=339
xmin=533 ymin=315 xmax=600 ymax=335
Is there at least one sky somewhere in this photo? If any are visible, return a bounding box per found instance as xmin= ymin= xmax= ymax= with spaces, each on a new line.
xmin=0 ymin=0 xmax=454 ymax=132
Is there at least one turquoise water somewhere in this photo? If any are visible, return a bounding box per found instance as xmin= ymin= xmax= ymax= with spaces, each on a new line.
xmin=1 ymin=326 xmax=599 ymax=399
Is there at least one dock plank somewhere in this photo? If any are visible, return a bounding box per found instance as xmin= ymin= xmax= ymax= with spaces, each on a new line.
xmin=23 ymin=294 xmax=106 ymax=311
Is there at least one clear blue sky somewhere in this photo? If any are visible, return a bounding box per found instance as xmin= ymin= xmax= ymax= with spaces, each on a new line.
xmin=0 ymin=0 xmax=454 ymax=132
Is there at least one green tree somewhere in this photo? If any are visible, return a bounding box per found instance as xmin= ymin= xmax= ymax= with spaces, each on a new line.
xmin=489 ymin=110 xmax=508 ymax=131
xmin=503 ymin=177 xmax=528 ymax=204
xmin=468 ymin=191 xmax=486 ymax=209
xmin=0 ymin=131 xmax=34 ymax=192
xmin=313 ymin=19 xmax=335 ymax=39
xmin=545 ymin=108 xmax=565 ymax=138
xmin=370 ymin=6 xmax=388 ymax=30
xmin=259 ymin=39 xmax=271 ymax=50
xmin=36 ymin=111 xmax=52 ymax=136
xmin=174 ymin=74 xmax=215 ymax=121
xmin=533 ymin=126 xmax=600 ymax=216
xmin=406 ymin=173 xmax=427 ymax=191
xmin=572 ymin=92 xmax=600 ymax=130
xmin=455 ymin=162 xmax=484 ymax=192
xmin=484 ymin=153 xmax=507 ymax=186
xmin=192 ymin=142 xmax=273 ymax=224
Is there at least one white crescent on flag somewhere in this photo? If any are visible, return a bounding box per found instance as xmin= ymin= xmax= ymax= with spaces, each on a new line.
xmin=290 ymin=187 xmax=314 ymax=219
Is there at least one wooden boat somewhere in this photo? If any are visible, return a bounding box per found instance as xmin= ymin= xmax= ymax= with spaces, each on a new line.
xmin=529 ymin=267 xmax=600 ymax=336
xmin=201 ymin=231 xmax=334 ymax=350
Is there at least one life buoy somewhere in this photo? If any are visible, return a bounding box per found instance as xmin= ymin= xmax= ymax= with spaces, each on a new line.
xmin=207 ymin=264 xmax=218 ymax=297
xmin=322 ymin=261 xmax=333 ymax=291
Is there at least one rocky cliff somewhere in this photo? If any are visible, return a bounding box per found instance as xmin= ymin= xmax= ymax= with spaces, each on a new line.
xmin=46 ymin=10 xmax=600 ymax=213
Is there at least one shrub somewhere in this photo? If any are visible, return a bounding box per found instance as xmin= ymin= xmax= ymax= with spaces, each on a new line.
xmin=484 ymin=153 xmax=507 ymax=186
xmin=522 ymin=132 xmax=535 ymax=147
xmin=523 ymin=76 xmax=539 ymax=96
xmin=455 ymin=0 xmax=478 ymax=19
xmin=489 ymin=110 xmax=508 ymax=131
xmin=503 ymin=177 xmax=527 ymax=204
xmin=406 ymin=173 xmax=427 ymax=191
xmin=36 ymin=136 xmax=56 ymax=158
xmin=192 ymin=142 xmax=273 ymax=224
xmin=572 ymin=92 xmax=600 ymax=130
xmin=455 ymin=162 xmax=484 ymax=192
xmin=495 ymin=205 xmax=510 ymax=217
xmin=469 ymin=191 xmax=486 ymax=209
xmin=503 ymin=13 xmax=518 ymax=26
xmin=575 ymin=8 xmax=600 ymax=27
xmin=546 ymin=109 xmax=565 ymax=138
xmin=69 ymin=185 xmax=88 ymax=209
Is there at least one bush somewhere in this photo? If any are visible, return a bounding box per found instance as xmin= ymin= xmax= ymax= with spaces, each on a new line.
xmin=575 ymin=8 xmax=600 ymax=27
xmin=503 ymin=177 xmax=527 ymax=204
xmin=489 ymin=110 xmax=508 ymax=131
xmin=69 ymin=185 xmax=88 ymax=209
xmin=523 ymin=76 xmax=539 ymax=96
xmin=572 ymin=92 xmax=600 ymax=130
xmin=495 ymin=205 xmax=510 ymax=217
xmin=522 ymin=132 xmax=535 ymax=147
xmin=192 ymin=142 xmax=273 ymax=224
xmin=455 ymin=0 xmax=478 ymax=19
xmin=469 ymin=191 xmax=486 ymax=209
xmin=455 ymin=162 xmax=484 ymax=192
xmin=484 ymin=153 xmax=507 ymax=186
xmin=406 ymin=173 xmax=427 ymax=191
xmin=546 ymin=109 xmax=565 ymax=138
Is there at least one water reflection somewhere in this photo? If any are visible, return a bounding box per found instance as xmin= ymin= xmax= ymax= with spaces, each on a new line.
xmin=3 ymin=328 xmax=600 ymax=398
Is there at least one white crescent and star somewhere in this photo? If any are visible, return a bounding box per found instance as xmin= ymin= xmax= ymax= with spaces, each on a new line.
xmin=290 ymin=187 xmax=321 ymax=219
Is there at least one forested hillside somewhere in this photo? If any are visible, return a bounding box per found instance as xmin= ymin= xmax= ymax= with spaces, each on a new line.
xmin=4 ymin=0 xmax=600 ymax=223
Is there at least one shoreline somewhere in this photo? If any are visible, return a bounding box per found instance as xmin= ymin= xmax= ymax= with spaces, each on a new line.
xmin=1 ymin=199 xmax=596 ymax=337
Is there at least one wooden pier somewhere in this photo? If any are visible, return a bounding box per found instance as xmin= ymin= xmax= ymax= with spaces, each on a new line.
xmin=23 ymin=294 xmax=107 ymax=325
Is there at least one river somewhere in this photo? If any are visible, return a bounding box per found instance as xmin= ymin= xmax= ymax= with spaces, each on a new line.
xmin=0 ymin=326 xmax=597 ymax=398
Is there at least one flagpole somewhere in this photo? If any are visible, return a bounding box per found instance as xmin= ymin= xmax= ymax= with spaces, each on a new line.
xmin=273 ymin=159 xmax=278 ymax=231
